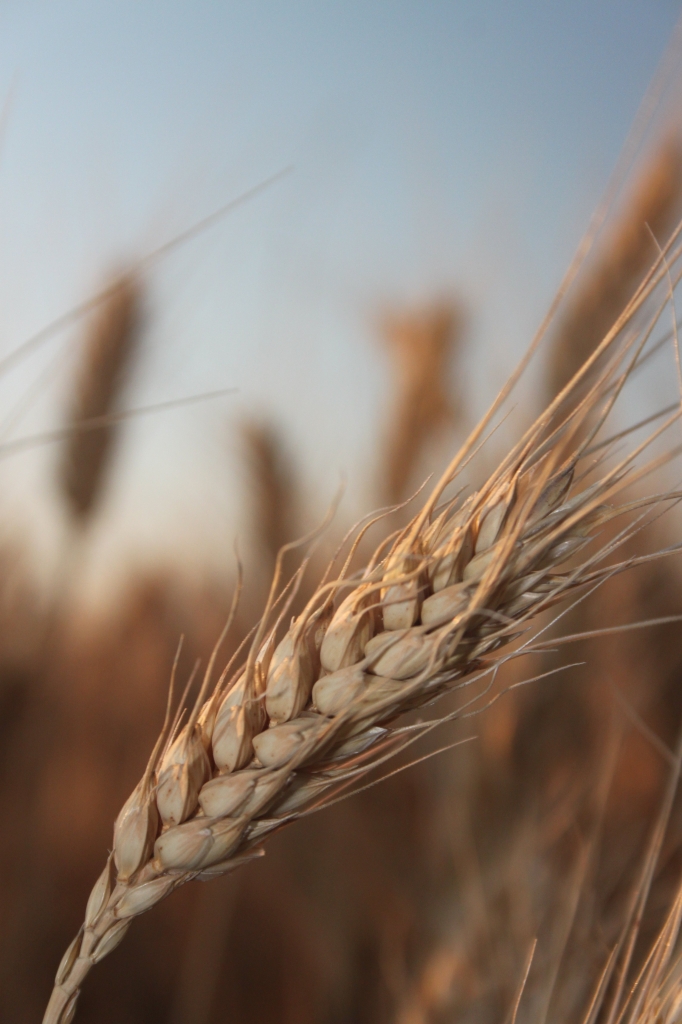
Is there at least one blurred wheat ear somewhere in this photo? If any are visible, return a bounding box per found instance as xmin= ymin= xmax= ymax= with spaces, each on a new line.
xmin=549 ymin=138 xmax=682 ymax=399
xmin=381 ymin=301 xmax=462 ymax=504
xmin=241 ymin=419 xmax=298 ymax=573
xmin=58 ymin=272 xmax=142 ymax=524
xmin=543 ymin=138 xmax=682 ymax=817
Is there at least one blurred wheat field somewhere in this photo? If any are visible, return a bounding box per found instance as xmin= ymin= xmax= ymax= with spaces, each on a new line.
xmin=4 ymin=96 xmax=682 ymax=1024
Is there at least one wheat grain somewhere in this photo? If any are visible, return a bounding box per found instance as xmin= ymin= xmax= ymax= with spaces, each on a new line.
xmin=42 ymin=234 xmax=682 ymax=1022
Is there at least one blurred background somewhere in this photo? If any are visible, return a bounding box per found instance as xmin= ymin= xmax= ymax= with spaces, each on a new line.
xmin=0 ymin=0 xmax=678 ymax=595
xmin=3 ymin=2 xmax=682 ymax=1022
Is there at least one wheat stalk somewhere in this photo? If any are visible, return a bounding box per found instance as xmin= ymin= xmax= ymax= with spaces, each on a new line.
xmin=42 ymin=234 xmax=682 ymax=1022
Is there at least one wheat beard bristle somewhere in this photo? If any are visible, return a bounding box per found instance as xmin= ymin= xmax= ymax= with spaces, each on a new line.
xmin=42 ymin=224 xmax=682 ymax=1023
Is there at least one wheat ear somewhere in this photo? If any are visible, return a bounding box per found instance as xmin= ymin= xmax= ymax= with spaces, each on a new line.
xmin=43 ymin=236 xmax=682 ymax=1022
xmin=548 ymin=138 xmax=682 ymax=400
xmin=381 ymin=302 xmax=461 ymax=503
xmin=58 ymin=272 xmax=141 ymax=522
xmin=241 ymin=419 xmax=298 ymax=574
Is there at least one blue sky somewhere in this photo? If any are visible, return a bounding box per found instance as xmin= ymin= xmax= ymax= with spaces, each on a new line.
xmin=0 ymin=1 xmax=679 ymax=594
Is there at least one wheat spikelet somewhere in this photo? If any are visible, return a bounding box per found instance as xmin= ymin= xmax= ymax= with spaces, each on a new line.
xmin=548 ymin=139 xmax=682 ymax=400
xmin=42 ymin=233 xmax=682 ymax=1022
xmin=381 ymin=303 xmax=461 ymax=503
xmin=58 ymin=272 xmax=141 ymax=523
